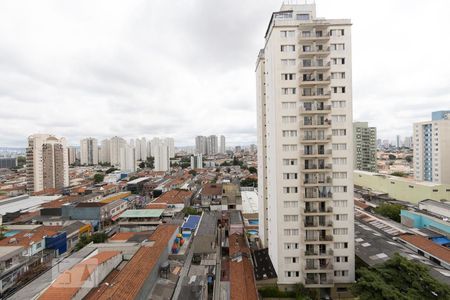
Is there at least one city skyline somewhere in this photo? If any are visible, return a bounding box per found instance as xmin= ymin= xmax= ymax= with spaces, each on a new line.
xmin=1 ymin=0 xmax=450 ymax=147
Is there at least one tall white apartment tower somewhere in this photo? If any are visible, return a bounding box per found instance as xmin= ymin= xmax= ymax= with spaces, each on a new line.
xmin=219 ymin=135 xmax=226 ymax=153
xmin=80 ymin=138 xmax=99 ymax=166
xmin=414 ymin=111 xmax=450 ymax=184
xmin=152 ymin=138 xmax=170 ymax=172
xmin=26 ymin=134 xmax=69 ymax=193
xmin=100 ymin=139 xmax=111 ymax=164
xmin=110 ymin=136 xmax=127 ymax=166
xmin=256 ymin=3 xmax=355 ymax=294
xmin=206 ymin=135 xmax=218 ymax=155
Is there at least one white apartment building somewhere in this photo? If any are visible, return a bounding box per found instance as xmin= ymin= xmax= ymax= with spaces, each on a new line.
xmin=152 ymin=138 xmax=170 ymax=172
xmin=190 ymin=153 xmax=203 ymax=169
xmin=68 ymin=146 xmax=77 ymax=165
xmin=110 ymin=136 xmax=127 ymax=166
xmin=414 ymin=111 xmax=450 ymax=184
xmin=219 ymin=135 xmax=226 ymax=153
xmin=26 ymin=134 xmax=69 ymax=193
xmin=166 ymin=137 xmax=175 ymax=158
xmin=207 ymin=135 xmax=218 ymax=155
xmin=140 ymin=137 xmax=147 ymax=160
xmin=80 ymin=137 xmax=99 ymax=166
xmin=195 ymin=136 xmax=207 ymax=155
xmin=119 ymin=143 xmax=136 ymax=172
xmin=100 ymin=139 xmax=111 ymax=164
xmin=256 ymin=3 xmax=355 ymax=294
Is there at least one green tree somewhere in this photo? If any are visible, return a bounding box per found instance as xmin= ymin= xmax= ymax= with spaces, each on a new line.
xmin=188 ymin=170 xmax=197 ymax=176
xmin=388 ymin=154 xmax=396 ymax=160
xmin=106 ymin=167 xmax=118 ymax=174
xmin=139 ymin=161 xmax=146 ymax=169
xmin=0 ymin=225 xmax=8 ymax=240
xmin=93 ymin=173 xmax=105 ymax=183
xmin=17 ymin=156 xmax=26 ymax=168
xmin=240 ymin=178 xmax=257 ymax=187
xmin=373 ymin=203 xmax=404 ymax=222
xmin=352 ymin=253 xmax=450 ymax=300
xmin=248 ymin=166 xmax=257 ymax=174
xmin=146 ymin=156 xmax=154 ymax=169
xmin=405 ymin=155 xmax=413 ymax=163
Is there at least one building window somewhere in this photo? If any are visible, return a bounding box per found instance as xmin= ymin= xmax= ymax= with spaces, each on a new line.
xmin=333 ymin=228 xmax=348 ymax=235
xmin=283 ymin=159 xmax=298 ymax=166
xmin=282 ymin=130 xmax=297 ymax=137
xmin=280 ymin=30 xmax=295 ymax=38
xmin=331 ymin=72 xmax=345 ymax=79
xmin=281 ymin=59 xmax=296 ymax=66
xmin=281 ymin=73 xmax=296 ymax=80
xmin=281 ymin=45 xmax=296 ymax=52
xmin=331 ymin=43 xmax=345 ymax=51
xmin=296 ymin=14 xmax=310 ymax=20
xmin=330 ymin=29 xmax=344 ymax=36
xmin=284 ymin=215 xmax=299 ymax=222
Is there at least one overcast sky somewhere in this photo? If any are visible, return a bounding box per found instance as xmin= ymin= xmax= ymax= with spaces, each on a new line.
xmin=1 ymin=0 xmax=450 ymax=147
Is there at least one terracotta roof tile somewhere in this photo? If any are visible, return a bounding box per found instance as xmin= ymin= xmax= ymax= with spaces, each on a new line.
xmin=38 ymin=251 xmax=120 ymax=300
xmin=95 ymin=224 xmax=178 ymax=300
xmin=399 ymin=234 xmax=450 ymax=264
xmin=153 ymin=189 xmax=193 ymax=205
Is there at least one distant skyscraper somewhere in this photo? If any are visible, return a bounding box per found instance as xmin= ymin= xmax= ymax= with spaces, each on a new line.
xmin=165 ymin=137 xmax=175 ymax=158
xmin=152 ymin=138 xmax=170 ymax=172
xmin=195 ymin=136 xmax=207 ymax=155
xmin=219 ymin=135 xmax=226 ymax=153
xmin=119 ymin=143 xmax=136 ymax=172
xmin=110 ymin=136 xmax=127 ymax=166
xmin=396 ymin=135 xmax=401 ymax=149
xmin=190 ymin=153 xmax=203 ymax=169
xmin=414 ymin=111 xmax=450 ymax=184
xmin=353 ymin=122 xmax=377 ymax=172
xmin=140 ymin=137 xmax=147 ymax=160
xmin=256 ymin=3 xmax=355 ymax=289
xmin=135 ymin=138 xmax=142 ymax=161
xmin=100 ymin=139 xmax=111 ymax=163
xmin=80 ymin=138 xmax=98 ymax=165
xmin=68 ymin=146 xmax=77 ymax=165
xmin=26 ymin=134 xmax=69 ymax=193
xmin=403 ymin=136 xmax=413 ymax=149
xmin=206 ymin=135 xmax=218 ymax=155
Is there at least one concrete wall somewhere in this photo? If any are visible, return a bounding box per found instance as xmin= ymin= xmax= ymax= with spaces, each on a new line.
xmin=354 ymin=170 xmax=450 ymax=204
xmin=401 ymin=210 xmax=450 ymax=234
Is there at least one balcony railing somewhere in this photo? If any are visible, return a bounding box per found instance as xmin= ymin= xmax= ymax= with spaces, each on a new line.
xmin=299 ymin=61 xmax=331 ymax=69
xmin=301 ymin=91 xmax=331 ymax=97
xmin=301 ymin=135 xmax=332 ymax=141
xmin=300 ymin=104 xmax=331 ymax=112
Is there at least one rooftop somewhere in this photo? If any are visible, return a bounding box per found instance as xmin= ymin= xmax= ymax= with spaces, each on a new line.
xmin=38 ymin=251 xmax=121 ymax=300
xmin=95 ymin=224 xmax=178 ymax=300
xmin=126 ymin=177 xmax=151 ymax=185
xmin=398 ymin=234 xmax=450 ymax=264
xmin=252 ymin=248 xmax=277 ymax=280
xmin=200 ymin=183 xmax=223 ymax=196
xmin=119 ymin=209 xmax=164 ymax=219
xmin=153 ymin=189 xmax=193 ymax=205
xmin=195 ymin=212 xmax=218 ymax=236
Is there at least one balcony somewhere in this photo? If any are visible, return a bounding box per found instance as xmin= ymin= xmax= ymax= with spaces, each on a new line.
xmin=301 ymin=164 xmax=333 ymax=172
xmin=299 ymin=104 xmax=331 ymax=113
xmin=304 ymin=191 xmax=333 ymax=200
xmin=299 ymin=47 xmax=330 ymax=57
xmin=300 ymin=119 xmax=332 ymax=128
xmin=298 ymin=32 xmax=330 ymax=42
xmin=300 ymin=135 xmax=332 ymax=143
xmin=299 ymin=61 xmax=331 ymax=71
xmin=304 ymin=206 xmax=333 ymax=214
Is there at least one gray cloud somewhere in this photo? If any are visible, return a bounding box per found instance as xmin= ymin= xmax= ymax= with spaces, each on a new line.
xmin=0 ymin=0 xmax=450 ymax=147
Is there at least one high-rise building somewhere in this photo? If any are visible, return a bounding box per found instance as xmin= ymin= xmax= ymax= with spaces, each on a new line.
xmin=26 ymin=134 xmax=69 ymax=193
xmin=206 ymin=135 xmax=218 ymax=155
xmin=219 ymin=135 xmax=226 ymax=153
xmin=414 ymin=111 xmax=450 ymax=184
xmin=396 ymin=135 xmax=401 ymax=149
xmin=68 ymin=146 xmax=77 ymax=165
xmin=110 ymin=136 xmax=127 ymax=166
xmin=195 ymin=136 xmax=207 ymax=155
xmin=353 ymin=122 xmax=377 ymax=172
xmin=99 ymin=139 xmax=111 ymax=163
xmin=165 ymin=137 xmax=175 ymax=158
xmin=403 ymin=136 xmax=413 ymax=149
xmin=190 ymin=153 xmax=203 ymax=169
xmin=80 ymin=138 xmax=98 ymax=166
xmin=152 ymin=138 xmax=170 ymax=172
xmin=135 ymin=138 xmax=142 ymax=161
xmin=119 ymin=143 xmax=136 ymax=172
xmin=256 ymin=3 xmax=355 ymax=291
xmin=140 ymin=137 xmax=147 ymax=160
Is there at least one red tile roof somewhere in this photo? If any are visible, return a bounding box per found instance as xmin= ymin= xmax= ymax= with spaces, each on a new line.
xmin=0 ymin=226 xmax=62 ymax=247
xmin=95 ymin=225 xmax=178 ymax=300
xmin=38 ymin=251 xmax=121 ymax=300
xmin=109 ymin=232 xmax=136 ymax=242
xmin=228 ymin=233 xmax=258 ymax=300
xmin=153 ymin=189 xmax=193 ymax=205
xmin=399 ymin=234 xmax=450 ymax=264
xmin=201 ymin=183 xmax=223 ymax=196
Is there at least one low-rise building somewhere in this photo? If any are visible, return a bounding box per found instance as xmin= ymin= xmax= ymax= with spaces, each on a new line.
xmin=200 ymin=184 xmax=222 ymax=208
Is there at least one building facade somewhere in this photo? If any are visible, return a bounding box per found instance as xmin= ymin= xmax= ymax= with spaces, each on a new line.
xmin=256 ymin=3 xmax=355 ymax=292
xmin=152 ymin=138 xmax=170 ymax=172
xmin=414 ymin=111 xmax=450 ymax=184
xmin=207 ymin=135 xmax=218 ymax=155
xmin=195 ymin=136 xmax=207 ymax=155
xmin=110 ymin=136 xmax=127 ymax=166
xmin=219 ymin=135 xmax=226 ymax=153
xmin=190 ymin=153 xmax=203 ymax=169
xmin=80 ymin=138 xmax=98 ymax=166
xmin=100 ymin=139 xmax=111 ymax=164
xmin=353 ymin=122 xmax=376 ymax=172
xmin=26 ymin=134 xmax=69 ymax=193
